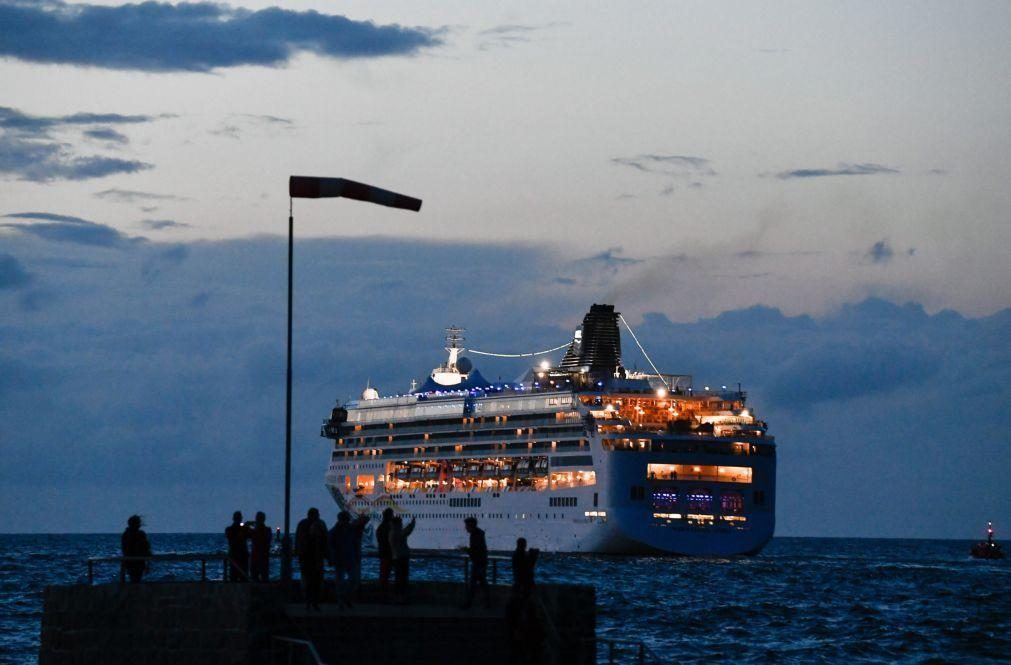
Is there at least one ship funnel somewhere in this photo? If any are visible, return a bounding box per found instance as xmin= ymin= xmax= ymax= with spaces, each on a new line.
xmin=558 ymin=304 xmax=623 ymax=375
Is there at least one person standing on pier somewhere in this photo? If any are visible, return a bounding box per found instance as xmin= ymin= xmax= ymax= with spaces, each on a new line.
xmin=511 ymin=537 xmax=539 ymax=597
xmin=376 ymin=508 xmax=395 ymax=599
xmin=249 ymin=511 xmax=272 ymax=582
xmin=225 ymin=511 xmax=251 ymax=582
xmin=389 ymin=515 xmax=416 ymax=603
xmin=328 ymin=511 xmax=369 ymax=606
xmin=121 ymin=515 xmax=151 ymax=583
xmin=461 ymin=516 xmax=490 ymax=608
xmin=296 ymin=507 xmax=328 ymax=610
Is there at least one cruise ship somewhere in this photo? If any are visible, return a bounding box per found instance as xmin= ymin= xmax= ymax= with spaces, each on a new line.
xmin=321 ymin=304 xmax=776 ymax=555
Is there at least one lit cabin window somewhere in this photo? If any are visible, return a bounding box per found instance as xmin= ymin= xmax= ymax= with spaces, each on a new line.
xmin=355 ymin=474 xmax=375 ymax=494
xmin=721 ymin=491 xmax=744 ymax=514
xmin=647 ymin=463 xmax=752 ymax=484
xmin=685 ymin=491 xmax=713 ymax=512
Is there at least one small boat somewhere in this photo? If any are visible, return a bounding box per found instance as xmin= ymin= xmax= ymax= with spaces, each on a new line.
xmin=970 ymin=522 xmax=1004 ymax=559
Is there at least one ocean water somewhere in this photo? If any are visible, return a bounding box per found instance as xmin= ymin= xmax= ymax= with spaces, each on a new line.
xmin=1 ymin=535 xmax=1008 ymax=664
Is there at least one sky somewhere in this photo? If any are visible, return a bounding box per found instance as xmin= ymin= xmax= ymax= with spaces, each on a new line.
xmin=1 ymin=1 xmax=1009 ymax=538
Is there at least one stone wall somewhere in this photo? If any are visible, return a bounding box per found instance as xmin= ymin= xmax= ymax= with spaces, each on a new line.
xmin=39 ymin=581 xmax=594 ymax=665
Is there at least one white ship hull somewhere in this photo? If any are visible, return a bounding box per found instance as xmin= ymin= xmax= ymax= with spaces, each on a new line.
xmin=325 ymin=422 xmax=775 ymax=556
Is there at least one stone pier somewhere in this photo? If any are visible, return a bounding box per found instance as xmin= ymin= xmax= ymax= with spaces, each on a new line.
xmin=39 ymin=581 xmax=595 ymax=665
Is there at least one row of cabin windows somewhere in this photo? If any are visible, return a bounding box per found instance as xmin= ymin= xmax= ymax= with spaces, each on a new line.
xmin=630 ymin=486 xmax=765 ymax=511
xmin=351 ymin=411 xmax=566 ymax=433
xmin=344 ymin=426 xmax=586 ymax=448
xmin=333 ymin=439 xmax=588 ymax=458
xmin=387 ymin=512 xmax=584 ymax=521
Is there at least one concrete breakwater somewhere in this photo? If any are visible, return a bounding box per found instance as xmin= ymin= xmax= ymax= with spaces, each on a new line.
xmin=40 ymin=580 xmax=595 ymax=665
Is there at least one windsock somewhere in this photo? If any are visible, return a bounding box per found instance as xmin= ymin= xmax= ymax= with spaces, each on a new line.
xmin=289 ymin=176 xmax=422 ymax=211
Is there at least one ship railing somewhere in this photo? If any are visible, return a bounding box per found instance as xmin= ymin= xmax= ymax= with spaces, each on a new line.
xmin=362 ymin=414 xmax=585 ymax=439
xmin=582 ymin=637 xmax=666 ymax=665
xmin=270 ymin=636 xmax=327 ymax=665
xmin=363 ymin=550 xmax=511 ymax=586
xmin=86 ymin=552 xmax=236 ymax=584
xmin=87 ymin=550 xmax=513 ymax=588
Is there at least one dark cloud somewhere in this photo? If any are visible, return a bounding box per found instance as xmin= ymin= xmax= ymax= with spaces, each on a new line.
xmin=767 ymin=341 xmax=938 ymax=407
xmin=95 ymin=188 xmax=185 ymax=203
xmin=572 ymin=248 xmax=643 ymax=272
xmin=0 ymin=106 xmax=156 ymax=137
xmin=866 ymin=239 xmax=894 ymax=264
xmin=0 ymin=1 xmax=443 ymax=72
xmin=83 ymin=127 xmax=128 ymax=144
xmin=2 ymin=212 xmax=136 ymax=247
xmin=0 ymin=253 xmax=32 ymax=289
xmin=0 ymin=107 xmax=159 ymax=181
xmin=775 ymin=163 xmax=899 ymax=179
xmin=141 ymin=244 xmax=188 ymax=282
xmin=141 ymin=219 xmax=189 ymax=230
xmin=0 ymin=233 xmax=1007 ymax=539
xmin=0 ymin=134 xmax=151 ymax=181
xmin=611 ymin=154 xmax=716 ymax=177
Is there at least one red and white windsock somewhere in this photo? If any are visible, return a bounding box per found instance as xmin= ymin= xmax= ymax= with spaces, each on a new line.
xmin=289 ymin=176 xmax=422 ymax=212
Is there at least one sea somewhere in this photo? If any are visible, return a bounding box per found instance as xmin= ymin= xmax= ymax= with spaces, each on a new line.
xmin=1 ymin=534 xmax=1007 ymax=664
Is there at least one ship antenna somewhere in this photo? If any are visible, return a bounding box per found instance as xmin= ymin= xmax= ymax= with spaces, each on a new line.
xmin=619 ymin=314 xmax=669 ymax=389
xmin=444 ymin=326 xmax=465 ymax=369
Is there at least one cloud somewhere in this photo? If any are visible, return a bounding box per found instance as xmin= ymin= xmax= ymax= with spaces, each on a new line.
xmin=2 ymin=211 xmax=137 ymax=247
xmin=774 ymin=163 xmax=899 ymax=179
xmin=141 ymin=244 xmax=188 ymax=282
xmin=866 ymin=239 xmax=894 ymax=264
xmin=141 ymin=218 xmax=189 ymax=231
xmin=83 ymin=127 xmax=128 ymax=144
xmin=0 ymin=253 xmax=32 ymax=289
xmin=0 ymin=107 xmax=160 ymax=181
xmin=0 ymin=233 xmax=1007 ymax=540
xmin=210 ymin=113 xmax=294 ymax=139
xmin=0 ymin=1 xmax=443 ymax=72
xmin=0 ymin=134 xmax=152 ymax=181
xmin=0 ymin=106 xmax=157 ymax=137
xmin=477 ymin=22 xmax=567 ymax=50
xmin=95 ymin=189 xmax=185 ymax=204
xmin=611 ymin=154 xmax=716 ymax=177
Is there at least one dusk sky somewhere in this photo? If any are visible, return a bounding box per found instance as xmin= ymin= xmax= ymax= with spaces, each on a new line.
xmin=1 ymin=1 xmax=1008 ymax=538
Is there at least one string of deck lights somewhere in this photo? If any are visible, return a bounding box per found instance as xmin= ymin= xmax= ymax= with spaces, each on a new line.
xmin=467 ymin=342 xmax=571 ymax=358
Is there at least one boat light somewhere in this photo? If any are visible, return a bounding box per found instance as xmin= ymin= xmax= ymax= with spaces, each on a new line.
xmin=656 ymin=387 xmax=667 ymax=397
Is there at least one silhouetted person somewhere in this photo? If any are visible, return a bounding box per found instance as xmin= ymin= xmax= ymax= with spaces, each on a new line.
xmin=507 ymin=538 xmax=544 ymax=665
xmin=511 ymin=537 xmax=538 ymax=597
xmin=249 ymin=511 xmax=272 ymax=582
xmin=376 ymin=507 xmax=395 ymax=598
xmin=121 ymin=515 xmax=151 ymax=583
xmin=327 ymin=511 xmax=368 ymax=608
xmin=461 ymin=516 xmax=490 ymax=608
xmin=389 ymin=515 xmax=416 ymax=603
xmin=295 ymin=507 xmax=328 ymax=610
xmin=225 ymin=511 xmax=251 ymax=582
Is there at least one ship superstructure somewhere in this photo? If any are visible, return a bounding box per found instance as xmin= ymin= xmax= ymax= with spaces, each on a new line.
xmin=321 ymin=304 xmax=776 ymax=555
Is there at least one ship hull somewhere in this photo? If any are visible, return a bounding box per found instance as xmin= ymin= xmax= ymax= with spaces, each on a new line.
xmin=325 ymin=433 xmax=775 ymax=556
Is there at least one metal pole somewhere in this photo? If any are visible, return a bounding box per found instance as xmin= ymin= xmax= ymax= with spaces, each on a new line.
xmin=282 ymin=199 xmax=294 ymax=584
